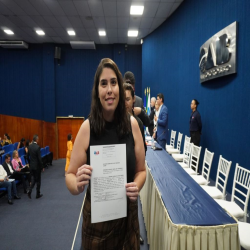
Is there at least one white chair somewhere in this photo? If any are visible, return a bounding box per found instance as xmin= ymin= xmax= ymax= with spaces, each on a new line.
xmin=178 ymin=142 xmax=192 ymax=169
xmin=183 ymin=145 xmax=202 ymax=175
xmin=238 ymin=222 xmax=250 ymax=249
xmin=201 ymin=155 xmax=232 ymax=199
xmin=165 ymin=130 xmax=176 ymax=151
xmin=172 ymin=135 xmax=191 ymax=162
xmin=166 ymin=132 xmax=183 ymax=155
xmin=190 ymin=148 xmax=214 ymax=185
xmin=214 ymin=164 xmax=250 ymax=222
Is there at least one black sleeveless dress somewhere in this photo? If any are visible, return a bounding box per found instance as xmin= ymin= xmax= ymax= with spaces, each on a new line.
xmin=82 ymin=120 xmax=140 ymax=250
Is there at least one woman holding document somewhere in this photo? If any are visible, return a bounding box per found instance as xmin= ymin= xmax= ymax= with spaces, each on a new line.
xmin=66 ymin=58 xmax=146 ymax=249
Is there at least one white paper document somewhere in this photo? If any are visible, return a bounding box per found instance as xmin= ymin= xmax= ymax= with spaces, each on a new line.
xmin=90 ymin=144 xmax=127 ymax=223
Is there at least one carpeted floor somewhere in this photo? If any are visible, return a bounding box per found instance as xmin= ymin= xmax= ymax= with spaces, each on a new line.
xmin=0 ymin=159 xmax=149 ymax=250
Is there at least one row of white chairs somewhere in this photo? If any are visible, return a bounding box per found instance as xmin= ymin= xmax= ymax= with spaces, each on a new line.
xmin=164 ymin=130 xmax=250 ymax=249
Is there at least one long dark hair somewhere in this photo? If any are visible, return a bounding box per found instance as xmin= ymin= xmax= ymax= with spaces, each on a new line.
xmin=89 ymin=58 xmax=130 ymax=138
xmin=67 ymin=134 xmax=72 ymax=141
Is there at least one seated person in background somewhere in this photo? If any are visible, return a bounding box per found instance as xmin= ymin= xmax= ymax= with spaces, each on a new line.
xmin=12 ymin=150 xmax=29 ymax=172
xmin=17 ymin=138 xmax=25 ymax=150
xmin=0 ymin=133 xmax=12 ymax=146
xmin=2 ymin=154 xmax=30 ymax=194
xmin=24 ymin=140 xmax=30 ymax=164
xmin=0 ymin=164 xmax=20 ymax=205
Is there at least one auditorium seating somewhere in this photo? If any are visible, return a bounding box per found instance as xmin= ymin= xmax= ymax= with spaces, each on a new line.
xmin=201 ymin=155 xmax=232 ymax=200
xmin=172 ymin=135 xmax=191 ymax=162
xmin=190 ymin=148 xmax=214 ymax=185
xmin=178 ymin=141 xmax=192 ymax=169
xmin=238 ymin=222 xmax=250 ymax=249
xmin=183 ymin=145 xmax=202 ymax=175
xmin=13 ymin=142 xmax=19 ymax=150
xmin=165 ymin=130 xmax=176 ymax=150
xmin=18 ymin=147 xmax=25 ymax=157
xmin=2 ymin=144 xmax=14 ymax=153
xmin=214 ymin=164 xmax=250 ymax=222
xmin=166 ymin=132 xmax=183 ymax=155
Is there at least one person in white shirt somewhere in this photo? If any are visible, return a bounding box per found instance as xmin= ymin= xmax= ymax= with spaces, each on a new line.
xmin=0 ymin=164 xmax=20 ymax=205
xmin=2 ymin=154 xmax=29 ymax=194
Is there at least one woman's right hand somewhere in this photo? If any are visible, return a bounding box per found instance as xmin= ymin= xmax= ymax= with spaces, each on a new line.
xmin=76 ymin=165 xmax=92 ymax=193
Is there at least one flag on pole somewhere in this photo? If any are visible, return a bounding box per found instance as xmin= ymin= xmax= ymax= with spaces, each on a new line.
xmin=146 ymin=88 xmax=148 ymax=112
xmin=144 ymin=88 xmax=146 ymax=109
xmin=147 ymin=88 xmax=151 ymax=115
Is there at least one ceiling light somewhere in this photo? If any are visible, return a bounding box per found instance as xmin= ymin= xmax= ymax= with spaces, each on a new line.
xmin=141 ymin=39 xmax=143 ymax=44
xmin=99 ymin=31 xmax=106 ymax=36
xmin=130 ymin=6 xmax=144 ymax=15
xmin=4 ymin=29 xmax=14 ymax=35
xmin=128 ymin=30 xmax=138 ymax=37
xmin=36 ymin=30 xmax=45 ymax=36
xmin=67 ymin=30 xmax=75 ymax=36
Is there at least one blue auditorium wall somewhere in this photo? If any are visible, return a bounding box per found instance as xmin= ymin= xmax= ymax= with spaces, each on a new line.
xmin=0 ymin=44 xmax=142 ymax=122
xmin=142 ymin=0 xmax=250 ymax=192
xmin=0 ymin=45 xmax=43 ymax=120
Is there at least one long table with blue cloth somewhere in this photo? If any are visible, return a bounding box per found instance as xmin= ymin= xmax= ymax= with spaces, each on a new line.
xmin=139 ymin=143 xmax=240 ymax=250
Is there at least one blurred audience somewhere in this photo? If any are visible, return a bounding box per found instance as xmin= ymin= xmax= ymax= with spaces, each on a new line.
xmin=24 ymin=140 xmax=31 ymax=164
xmin=2 ymin=153 xmax=30 ymax=194
xmin=0 ymin=133 xmax=12 ymax=146
xmin=0 ymin=164 xmax=20 ymax=205
xmin=17 ymin=138 xmax=25 ymax=150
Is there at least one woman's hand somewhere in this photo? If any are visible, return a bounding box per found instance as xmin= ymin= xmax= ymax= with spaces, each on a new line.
xmin=126 ymin=182 xmax=139 ymax=202
xmin=76 ymin=165 xmax=92 ymax=193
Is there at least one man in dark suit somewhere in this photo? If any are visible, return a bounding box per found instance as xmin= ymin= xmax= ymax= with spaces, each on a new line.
xmin=124 ymin=71 xmax=144 ymax=109
xmin=155 ymin=93 xmax=168 ymax=149
xmin=148 ymin=97 xmax=156 ymax=136
xmin=2 ymin=153 xmax=29 ymax=193
xmin=27 ymin=135 xmax=43 ymax=199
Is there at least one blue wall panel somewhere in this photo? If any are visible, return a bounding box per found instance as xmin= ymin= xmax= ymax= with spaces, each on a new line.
xmin=0 ymin=44 xmax=142 ymax=122
xmin=142 ymin=0 xmax=250 ymax=193
xmin=0 ymin=45 xmax=43 ymax=120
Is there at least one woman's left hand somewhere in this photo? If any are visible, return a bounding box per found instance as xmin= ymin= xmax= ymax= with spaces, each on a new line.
xmin=125 ymin=182 xmax=139 ymax=202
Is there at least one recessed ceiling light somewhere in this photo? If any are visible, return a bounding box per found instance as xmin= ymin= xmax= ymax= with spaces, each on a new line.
xmin=128 ymin=30 xmax=138 ymax=37
xmin=130 ymin=6 xmax=144 ymax=15
xmin=4 ymin=29 xmax=14 ymax=35
xmin=67 ymin=30 xmax=75 ymax=36
xmin=141 ymin=39 xmax=143 ymax=44
xmin=99 ymin=31 xmax=106 ymax=36
xmin=36 ymin=30 xmax=45 ymax=36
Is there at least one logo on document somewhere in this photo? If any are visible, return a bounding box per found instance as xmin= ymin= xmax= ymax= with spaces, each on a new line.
xmin=94 ymin=151 xmax=99 ymax=155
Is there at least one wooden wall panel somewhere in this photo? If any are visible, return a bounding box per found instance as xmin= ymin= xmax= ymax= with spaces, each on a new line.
xmin=0 ymin=114 xmax=56 ymax=159
xmin=42 ymin=121 xmax=56 ymax=160
xmin=57 ymin=118 xmax=84 ymax=159
xmin=57 ymin=118 xmax=72 ymax=159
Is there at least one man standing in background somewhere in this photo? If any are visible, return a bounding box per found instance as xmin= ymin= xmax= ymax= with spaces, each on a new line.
xmin=190 ymin=99 xmax=202 ymax=146
xmin=124 ymin=71 xmax=144 ymax=109
xmin=148 ymin=97 xmax=156 ymax=136
xmin=27 ymin=135 xmax=43 ymax=199
xmin=155 ymin=93 xmax=168 ymax=149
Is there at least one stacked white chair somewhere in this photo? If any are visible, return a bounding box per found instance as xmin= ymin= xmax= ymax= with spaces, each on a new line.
xmin=238 ymin=222 xmax=250 ymax=249
xmin=183 ymin=145 xmax=202 ymax=175
xmin=190 ymin=149 xmax=214 ymax=185
xmin=172 ymin=135 xmax=191 ymax=162
xmin=201 ymin=155 xmax=232 ymax=199
xmin=178 ymin=142 xmax=192 ymax=169
xmin=166 ymin=132 xmax=183 ymax=155
xmin=165 ymin=130 xmax=176 ymax=151
xmin=214 ymin=164 xmax=250 ymax=222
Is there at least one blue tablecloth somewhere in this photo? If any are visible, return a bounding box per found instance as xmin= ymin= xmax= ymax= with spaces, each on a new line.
xmin=146 ymin=145 xmax=236 ymax=226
